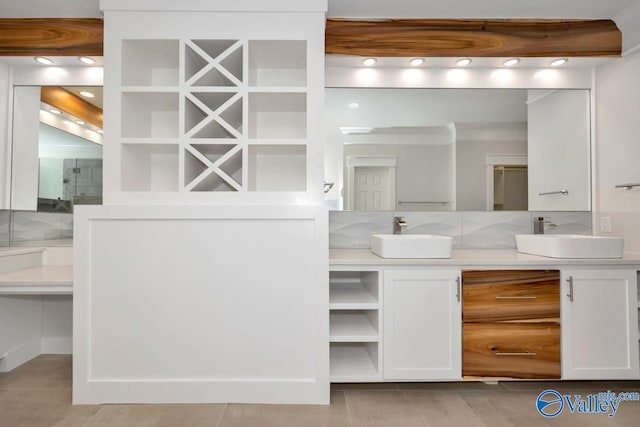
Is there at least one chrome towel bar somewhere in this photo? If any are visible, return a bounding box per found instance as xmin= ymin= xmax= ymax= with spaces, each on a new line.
xmin=538 ymin=189 xmax=568 ymax=196
xmin=615 ymin=183 xmax=640 ymax=190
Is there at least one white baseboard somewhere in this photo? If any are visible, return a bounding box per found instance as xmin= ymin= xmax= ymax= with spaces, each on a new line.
xmin=41 ymin=337 xmax=72 ymax=354
xmin=0 ymin=338 xmax=41 ymax=372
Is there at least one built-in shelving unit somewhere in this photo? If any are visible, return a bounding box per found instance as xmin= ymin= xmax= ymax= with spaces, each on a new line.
xmin=329 ymin=270 xmax=382 ymax=382
xmin=116 ymin=38 xmax=309 ymax=198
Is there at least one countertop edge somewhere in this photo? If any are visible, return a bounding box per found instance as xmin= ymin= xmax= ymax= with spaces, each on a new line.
xmin=329 ymin=249 xmax=640 ymax=267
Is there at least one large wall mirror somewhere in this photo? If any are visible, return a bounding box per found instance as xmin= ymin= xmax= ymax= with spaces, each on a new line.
xmin=324 ymin=87 xmax=591 ymax=212
xmin=10 ymin=85 xmax=103 ymax=246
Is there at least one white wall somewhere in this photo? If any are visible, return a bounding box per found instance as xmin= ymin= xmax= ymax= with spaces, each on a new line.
xmin=0 ymin=63 xmax=10 ymax=210
xmin=456 ymin=125 xmax=527 ymax=211
xmin=343 ymin=127 xmax=454 ymax=207
xmin=595 ymin=49 xmax=640 ymax=253
xmin=11 ymin=87 xmax=41 ymax=211
xmin=527 ymin=90 xmax=591 ymax=211
xmin=39 ymin=123 xmax=103 ymax=159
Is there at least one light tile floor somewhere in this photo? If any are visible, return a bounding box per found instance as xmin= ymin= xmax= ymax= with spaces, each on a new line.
xmin=1 ymin=355 xmax=639 ymax=426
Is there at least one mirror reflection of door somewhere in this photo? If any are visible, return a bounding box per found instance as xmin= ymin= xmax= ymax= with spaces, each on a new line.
xmin=493 ymin=165 xmax=528 ymax=210
xmin=353 ymin=166 xmax=395 ymax=210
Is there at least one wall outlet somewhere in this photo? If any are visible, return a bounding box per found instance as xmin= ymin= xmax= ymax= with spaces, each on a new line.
xmin=599 ymin=216 xmax=612 ymax=233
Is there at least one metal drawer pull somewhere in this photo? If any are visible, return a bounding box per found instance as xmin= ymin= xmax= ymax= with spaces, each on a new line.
xmin=495 ymin=295 xmax=537 ymax=300
xmin=566 ymin=276 xmax=574 ymax=302
xmin=494 ymin=351 xmax=537 ymax=356
xmin=455 ymin=277 xmax=461 ymax=302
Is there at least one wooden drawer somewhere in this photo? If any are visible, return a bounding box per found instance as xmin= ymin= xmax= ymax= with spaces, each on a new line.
xmin=462 ymin=270 xmax=560 ymax=322
xmin=463 ymin=323 xmax=560 ymax=379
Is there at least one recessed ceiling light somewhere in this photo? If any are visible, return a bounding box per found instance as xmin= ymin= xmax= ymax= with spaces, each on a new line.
xmin=75 ymin=120 xmax=86 ymax=125
xmin=78 ymin=56 xmax=96 ymax=65
xmin=34 ymin=56 xmax=54 ymax=65
xmin=362 ymin=57 xmax=377 ymax=67
xmin=549 ymin=58 xmax=568 ymax=67
xmin=409 ymin=58 xmax=425 ymax=66
xmin=49 ymin=108 xmax=62 ymax=115
xmin=503 ymin=58 xmax=520 ymax=67
xmin=348 ymin=102 xmax=360 ymax=109
xmin=456 ymin=58 xmax=472 ymax=67
xmin=79 ymin=90 xmax=95 ymax=98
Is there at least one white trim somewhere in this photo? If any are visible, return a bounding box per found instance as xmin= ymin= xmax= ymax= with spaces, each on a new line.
xmin=0 ymin=338 xmax=41 ymax=372
xmin=346 ymin=157 xmax=397 ymax=168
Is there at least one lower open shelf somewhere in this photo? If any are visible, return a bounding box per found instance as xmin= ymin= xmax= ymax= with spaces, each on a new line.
xmin=330 ymin=342 xmax=380 ymax=382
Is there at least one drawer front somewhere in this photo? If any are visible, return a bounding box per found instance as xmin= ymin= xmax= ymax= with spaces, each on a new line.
xmin=462 ymin=270 xmax=560 ymax=322
xmin=463 ymin=323 xmax=560 ymax=379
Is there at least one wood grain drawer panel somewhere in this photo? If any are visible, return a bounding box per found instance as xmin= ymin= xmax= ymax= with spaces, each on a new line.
xmin=462 ymin=270 xmax=560 ymax=322
xmin=463 ymin=323 xmax=560 ymax=379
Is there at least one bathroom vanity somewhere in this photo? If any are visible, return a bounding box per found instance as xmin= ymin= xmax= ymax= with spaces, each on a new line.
xmin=329 ymin=249 xmax=640 ymax=382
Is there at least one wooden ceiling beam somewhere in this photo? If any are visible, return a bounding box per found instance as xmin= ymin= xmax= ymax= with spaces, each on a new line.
xmin=41 ymin=86 xmax=103 ymax=128
xmin=0 ymin=18 xmax=103 ymax=56
xmin=0 ymin=18 xmax=622 ymax=58
xmin=325 ymin=19 xmax=622 ymax=57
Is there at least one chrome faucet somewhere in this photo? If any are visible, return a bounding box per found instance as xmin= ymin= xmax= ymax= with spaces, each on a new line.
xmin=533 ymin=217 xmax=557 ymax=234
xmin=393 ymin=216 xmax=407 ymax=234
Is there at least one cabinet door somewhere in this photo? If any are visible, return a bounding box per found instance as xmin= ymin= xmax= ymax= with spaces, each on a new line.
xmin=383 ymin=269 xmax=462 ymax=380
xmin=562 ymin=269 xmax=639 ymax=380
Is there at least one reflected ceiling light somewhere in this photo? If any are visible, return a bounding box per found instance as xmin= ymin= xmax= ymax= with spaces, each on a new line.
xmin=503 ymin=58 xmax=520 ymax=67
xmin=34 ymin=56 xmax=54 ymax=65
xmin=549 ymin=58 xmax=568 ymax=67
xmin=97 ymin=129 xmax=104 ymax=134
xmin=455 ymin=58 xmax=472 ymax=67
xmin=79 ymin=90 xmax=95 ymax=98
xmin=362 ymin=57 xmax=377 ymax=66
xmin=75 ymin=120 xmax=86 ymax=125
xmin=78 ymin=56 xmax=96 ymax=65
xmin=348 ymin=102 xmax=360 ymax=109
xmin=409 ymin=58 xmax=425 ymax=66
xmin=49 ymin=108 xmax=62 ymax=115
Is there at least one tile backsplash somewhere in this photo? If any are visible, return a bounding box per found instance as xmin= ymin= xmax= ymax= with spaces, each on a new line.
xmin=0 ymin=210 xmax=9 ymax=247
xmin=10 ymin=211 xmax=73 ymax=244
xmin=329 ymin=211 xmax=592 ymax=249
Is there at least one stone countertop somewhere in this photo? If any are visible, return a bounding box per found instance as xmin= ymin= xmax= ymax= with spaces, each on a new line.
xmin=330 ymin=248 xmax=640 ymax=268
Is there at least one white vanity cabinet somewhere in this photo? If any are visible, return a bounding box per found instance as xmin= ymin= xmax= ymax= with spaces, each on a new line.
xmin=561 ymin=269 xmax=640 ymax=379
xmin=383 ymin=269 xmax=462 ymax=380
xmin=329 ymin=249 xmax=640 ymax=383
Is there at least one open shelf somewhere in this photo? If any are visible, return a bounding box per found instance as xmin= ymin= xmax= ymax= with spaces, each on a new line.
xmin=330 ymin=343 xmax=380 ymax=382
xmin=121 ymin=144 xmax=179 ymax=192
xmin=122 ymin=40 xmax=179 ymax=86
xmin=249 ymin=40 xmax=306 ymax=87
xmin=248 ymin=93 xmax=306 ymax=139
xmin=330 ymin=310 xmax=379 ymax=342
xmin=330 ymin=271 xmax=379 ymax=309
xmin=248 ymin=144 xmax=305 ymax=191
xmin=115 ymin=37 xmax=311 ymax=199
xmin=122 ymin=92 xmax=179 ymax=138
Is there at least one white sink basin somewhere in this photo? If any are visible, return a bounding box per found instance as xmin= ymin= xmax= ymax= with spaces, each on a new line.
xmin=515 ymin=234 xmax=624 ymax=259
xmin=371 ymin=234 xmax=453 ymax=259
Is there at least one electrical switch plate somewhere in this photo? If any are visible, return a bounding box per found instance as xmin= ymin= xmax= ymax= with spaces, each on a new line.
xmin=599 ymin=216 xmax=612 ymax=233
